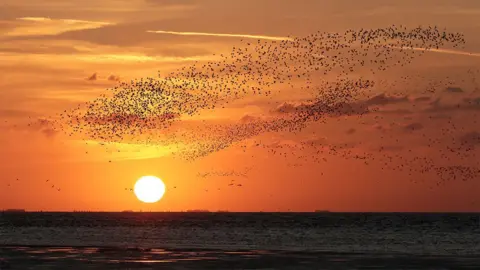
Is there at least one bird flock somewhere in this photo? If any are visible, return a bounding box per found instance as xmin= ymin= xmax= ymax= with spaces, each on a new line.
xmin=21 ymin=24 xmax=480 ymax=190
xmin=197 ymin=167 xmax=253 ymax=179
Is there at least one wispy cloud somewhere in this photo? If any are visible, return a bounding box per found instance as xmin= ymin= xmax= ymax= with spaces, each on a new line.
xmin=17 ymin=17 xmax=52 ymax=22
xmin=0 ymin=52 xmax=216 ymax=63
xmin=147 ymin=30 xmax=294 ymax=41
xmin=77 ymin=54 xmax=216 ymax=63
xmin=390 ymin=46 xmax=480 ymax=58
xmin=5 ymin=17 xmax=112 ymax=36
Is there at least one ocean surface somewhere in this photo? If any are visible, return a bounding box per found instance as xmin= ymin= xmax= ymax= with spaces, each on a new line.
xmin=1 ymin=212 xmax=479 ymax=269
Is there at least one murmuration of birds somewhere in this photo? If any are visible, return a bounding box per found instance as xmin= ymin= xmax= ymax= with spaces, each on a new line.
xmin=56 ymin=25 xmax=465 ymax=140
xmin=30 ymin=25 xmax=480 ymax=186
xmin=196 ymin=167 xmax=253 ymax=179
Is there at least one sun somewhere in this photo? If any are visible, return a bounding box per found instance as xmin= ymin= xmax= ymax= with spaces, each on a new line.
xmin=134 ymin=176 xmax=166 ymax=203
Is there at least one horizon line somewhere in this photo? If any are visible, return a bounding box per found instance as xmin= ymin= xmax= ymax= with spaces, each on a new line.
xmin=2 ymin=210 xmax=479 ymax=214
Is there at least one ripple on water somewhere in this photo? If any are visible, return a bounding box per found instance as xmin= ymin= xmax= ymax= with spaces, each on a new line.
xmin=2 ymin=246 xmax=480 ymax=269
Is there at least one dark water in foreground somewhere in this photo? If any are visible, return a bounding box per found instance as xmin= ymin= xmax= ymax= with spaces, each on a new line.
xmin=1 ymin=212 xmax=479 ymax=269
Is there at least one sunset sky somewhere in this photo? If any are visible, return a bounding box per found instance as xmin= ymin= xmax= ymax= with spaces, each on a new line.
xmin=1 ymin=0 xmax=480 ymax=212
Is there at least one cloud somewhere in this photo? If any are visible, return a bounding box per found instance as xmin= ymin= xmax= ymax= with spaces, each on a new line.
xmin=390 ymin=46 xmax=480 ymax=58
xmin=327 ymin=102 xmax=370 ymax=116
xmin=429 ymin=98 xmax=441 ymax=107
xmin=364 ymin=93 xmax=409 ymax=106
xmin=412 ymin=96 xmax=431 ymax=102
xmin=274 ymin=100 xmax=369 ymax=117
xmin=0 ymin=109 xmax=36 ymax=118
xmin=275 ymin=102 xmax=300 ymax=114
xmin=445 ymin=86 xmax=464 ymax=93
xmin=425 ymin=96 xmax=480 ymax=113
xmin=26 ymin=118 xmax=59 ymax=138
xmin=107 ymin=74 xmax=120 ymax=81
xmin=0 ymin=40 xmax=82 ymax=55
xmin=8 ymin=23 xmax=164 ymax=47
xmin=42 ymin=128 xmax=58 ymax=138
xmin=10 ymin=18 xmax=293 ymax=48
xmin=273 ymin=92 xmax=438 ymax=123
xmin=75 ymin=54 xmax=216 ymax=63
xmin=459 ymin=131 xmax=480 ymax=147
xmin=463 ymin=97 xmax=480 ymax=106
xmin=371 ymin=123 xmax=389 ymax=131
xmin=239 ymin=114 xmax=260 ymax=123
xmin=376 ymin=108 xmax=413 ymax=115
xmin=17 ymin=17 xmax=52 ymax=22
xmin=402 ymin=122 xmax=424 ymax=132
xmin=346 ymin=128 xmax=356 ymax=135
xmin=264 ymin=91 xmax=471 ymax=123
xmin=5 ymin=17 xmax=113 ymax=37
xmin=146 ymin=30 xmax=293 ymax=41
xmin=144 ymin=0 xmax=196 ymax=5
xmin=87 ymin=72 xmax=97 ymax=81
xmin=274 ymin=93 xmax=409 ymax=118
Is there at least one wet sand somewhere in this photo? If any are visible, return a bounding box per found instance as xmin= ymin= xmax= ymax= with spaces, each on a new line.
xmin=1 ymin=246 xmax=480 ymax=269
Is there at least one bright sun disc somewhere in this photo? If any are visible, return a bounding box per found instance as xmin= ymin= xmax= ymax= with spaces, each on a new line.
xmin=134 ymin=176 xmax=166 ymax=203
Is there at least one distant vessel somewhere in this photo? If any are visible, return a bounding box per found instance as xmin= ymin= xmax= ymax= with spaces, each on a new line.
xmin=314 ymin=210 xmax=331 ymax=213
xmin=2 ymin=209 xmax=26 ymax=213
xmin=186 ymin=210 xmax=210 ymax=213
xmin=122 ymin=210 xmax=134 ymax=213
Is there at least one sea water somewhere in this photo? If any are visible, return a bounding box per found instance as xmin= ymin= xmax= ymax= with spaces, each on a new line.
xmin=1 ymin=212 xmax=479 ymax=269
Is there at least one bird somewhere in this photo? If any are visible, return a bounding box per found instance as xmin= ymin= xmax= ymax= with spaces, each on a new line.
xmin=28 ymin=24 xmax=478 ymax=193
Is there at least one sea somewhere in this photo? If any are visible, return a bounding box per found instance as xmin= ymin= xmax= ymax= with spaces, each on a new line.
xmin=0 ymin=212 xmax=479 ymax=270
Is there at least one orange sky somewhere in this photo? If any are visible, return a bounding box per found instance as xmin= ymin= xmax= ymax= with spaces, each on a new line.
xmin=1 ymin=0 xmax=480 ymax=212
